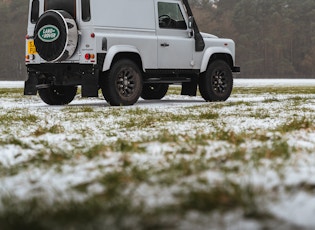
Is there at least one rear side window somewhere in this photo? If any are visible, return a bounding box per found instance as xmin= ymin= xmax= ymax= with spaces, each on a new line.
xmin=45 ymin=0 xmax=76 ymax=18
xmin=81 ymin=0 xmax=91 ymax=22
xmin=31 ymin=0 xmax=40 ymax=23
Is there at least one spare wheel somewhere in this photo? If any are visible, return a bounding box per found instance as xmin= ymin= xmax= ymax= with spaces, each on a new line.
xmin=34 ymin=10 xmax=78 ymax=62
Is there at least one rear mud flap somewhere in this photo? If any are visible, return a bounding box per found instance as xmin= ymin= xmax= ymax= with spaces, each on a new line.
xmin=82 ymin=72 xmax=99 ymax=97
xmin=24 ymin=72 xmax=38 ymax=95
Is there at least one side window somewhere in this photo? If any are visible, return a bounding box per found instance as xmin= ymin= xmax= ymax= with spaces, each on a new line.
xmin=158 ymin=2 xmax=187 ymax=30
xmin=45 ymin=0 xmax=76 ymax=18
xmin=81 ymin=0 xmax=91 ymax=22
xmin=31 ymin=0 xmax=40 ymax=23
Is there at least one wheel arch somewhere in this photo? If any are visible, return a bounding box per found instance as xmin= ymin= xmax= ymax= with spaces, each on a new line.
xmin=200 ymin=47 xmax=234 ymax=73
xmin=102 ymin=45 xmax=144 ymax=72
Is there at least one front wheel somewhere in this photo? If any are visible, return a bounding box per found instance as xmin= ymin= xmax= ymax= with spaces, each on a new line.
xmin=100 ymin=59 xmax=143 ymax=106
xmin=38 ymin=86 xmax=77 ymax=105
xmin=199 ymin=60 xmax=233 ymax=102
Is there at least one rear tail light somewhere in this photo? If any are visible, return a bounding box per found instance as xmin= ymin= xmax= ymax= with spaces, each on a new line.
xmin=85 ymin=53 xmax=95 ymax=62
xmin=85 ymin=53 xmax=91 ymax=60
xmin=25 ymin=54 xmax=35 ymax=61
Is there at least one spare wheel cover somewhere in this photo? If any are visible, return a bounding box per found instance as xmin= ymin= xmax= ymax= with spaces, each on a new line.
xmin=34 ymin=10 xmax=78 ymax=62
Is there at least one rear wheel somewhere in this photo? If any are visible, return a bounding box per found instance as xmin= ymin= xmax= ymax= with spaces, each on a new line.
xmin=199 ymin=60 xmax=233 ymax=102
xmin=100 ymin=59 xmax=143 ymax=106
xmin=38 ymin=86 xmax=77 ymax=105
xmin=141 ymin=83 xmax=169 ymax=100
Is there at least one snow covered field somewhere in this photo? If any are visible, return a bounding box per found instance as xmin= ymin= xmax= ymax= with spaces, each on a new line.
xmin=0 ymin=79 xmax=315 ymax=229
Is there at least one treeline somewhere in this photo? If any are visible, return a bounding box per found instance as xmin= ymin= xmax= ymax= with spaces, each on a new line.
xmin=190 ymin=0 xmax=315 ymax=78
xmin=0 ymin=0 xmax=314 ymax=80
xmin=0 ymin=0 xmax=28 ymax=80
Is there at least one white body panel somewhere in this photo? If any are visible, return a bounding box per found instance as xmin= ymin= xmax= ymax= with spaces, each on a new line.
xmin=26 ymin=0 xmax=237 ymax=73
xmin=92 ymin=0 xmax=156 ymax=30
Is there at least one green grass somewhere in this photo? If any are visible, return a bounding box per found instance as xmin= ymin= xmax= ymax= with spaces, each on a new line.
xmin=0 ymin=85 xmax=315 ymax=229
xmin=251 ymin=140 xmax=291 ymax=162
xmin=0 ymin=109 xmax=38 ymax=125
xmin=178 ymin=180 xmax=264 ymax=217
xmin=166 ymin=85 xmax=182 ymax=95
xmin=233 ymin=86 xmax=315 ymax=95
xmin=249 ymin=108 xmax=271 ymax=119
xmin=199 ymin=111 xmax=219 ymax=119
xmin=33 ymin=124 xmax=65 ymax=136
xmin=61 ymin=106 xmax=95 ymax=113
xmin=0 ymin=88 xmax=24 ymax=97
xmin=276 ymin=116 xmax=314 ymax=133
xmin=0 ymin=136 xmax=30 ymax=148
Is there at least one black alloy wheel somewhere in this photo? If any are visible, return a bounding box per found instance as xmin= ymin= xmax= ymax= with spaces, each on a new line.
xmin=199 ymin=60 xmax=233 ymax=102
xmin=100 ymin=59 xmax=143 ymax=106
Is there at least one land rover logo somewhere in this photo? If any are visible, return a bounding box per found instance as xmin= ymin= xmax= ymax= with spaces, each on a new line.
xmin=38 ymin=25 xmax=60 ymax=42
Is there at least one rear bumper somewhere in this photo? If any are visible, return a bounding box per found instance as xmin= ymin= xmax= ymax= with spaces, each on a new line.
xmin=24 ymin=63 xmax=99 ymax=97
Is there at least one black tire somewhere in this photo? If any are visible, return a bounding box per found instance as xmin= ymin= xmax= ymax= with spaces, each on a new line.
xmin=100 ymin=59 xmax=143 ymax=106
xmin=34 ymin=10 xmax=78 ymax=62
xmin=141 ymin=84 xmax=169 ymax=100
xmin=99 ymin=72 xmax=111 ymax=103
xmin=38 ymin=86 xmax=77 ymax=105
xmin=199 ymin=60 xmax=233 ymax=102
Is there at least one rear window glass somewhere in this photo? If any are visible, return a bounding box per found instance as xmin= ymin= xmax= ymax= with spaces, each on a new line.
xmin=81 ymin=0 xmax=91 ymax=22
xmin=31 ymin=0 xmax=40 ymax=23
xmin=45 ymin=0 xmax=76 ymax=18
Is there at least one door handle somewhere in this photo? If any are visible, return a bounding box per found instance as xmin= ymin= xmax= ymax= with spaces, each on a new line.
xmin=160 ymin=43 xmax=169 ymax=47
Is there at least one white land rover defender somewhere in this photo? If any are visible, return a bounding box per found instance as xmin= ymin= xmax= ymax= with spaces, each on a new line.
xmin=25 ymin=0 xmax=240 ymax=106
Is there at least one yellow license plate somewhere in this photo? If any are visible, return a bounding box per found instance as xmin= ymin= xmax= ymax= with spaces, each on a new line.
xmin=27 ymin=40 xmax=37 ymax=54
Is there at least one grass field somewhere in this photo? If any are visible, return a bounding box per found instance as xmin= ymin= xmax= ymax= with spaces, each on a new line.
xmin=0 ymin=79 xmax=315 ymax=229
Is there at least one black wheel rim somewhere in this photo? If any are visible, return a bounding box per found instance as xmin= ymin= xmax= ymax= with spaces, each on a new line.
xmin=116 ymin=67 xmax=138 ymax=98
xmin=211 ymin=69 xmax=228 ymax=95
